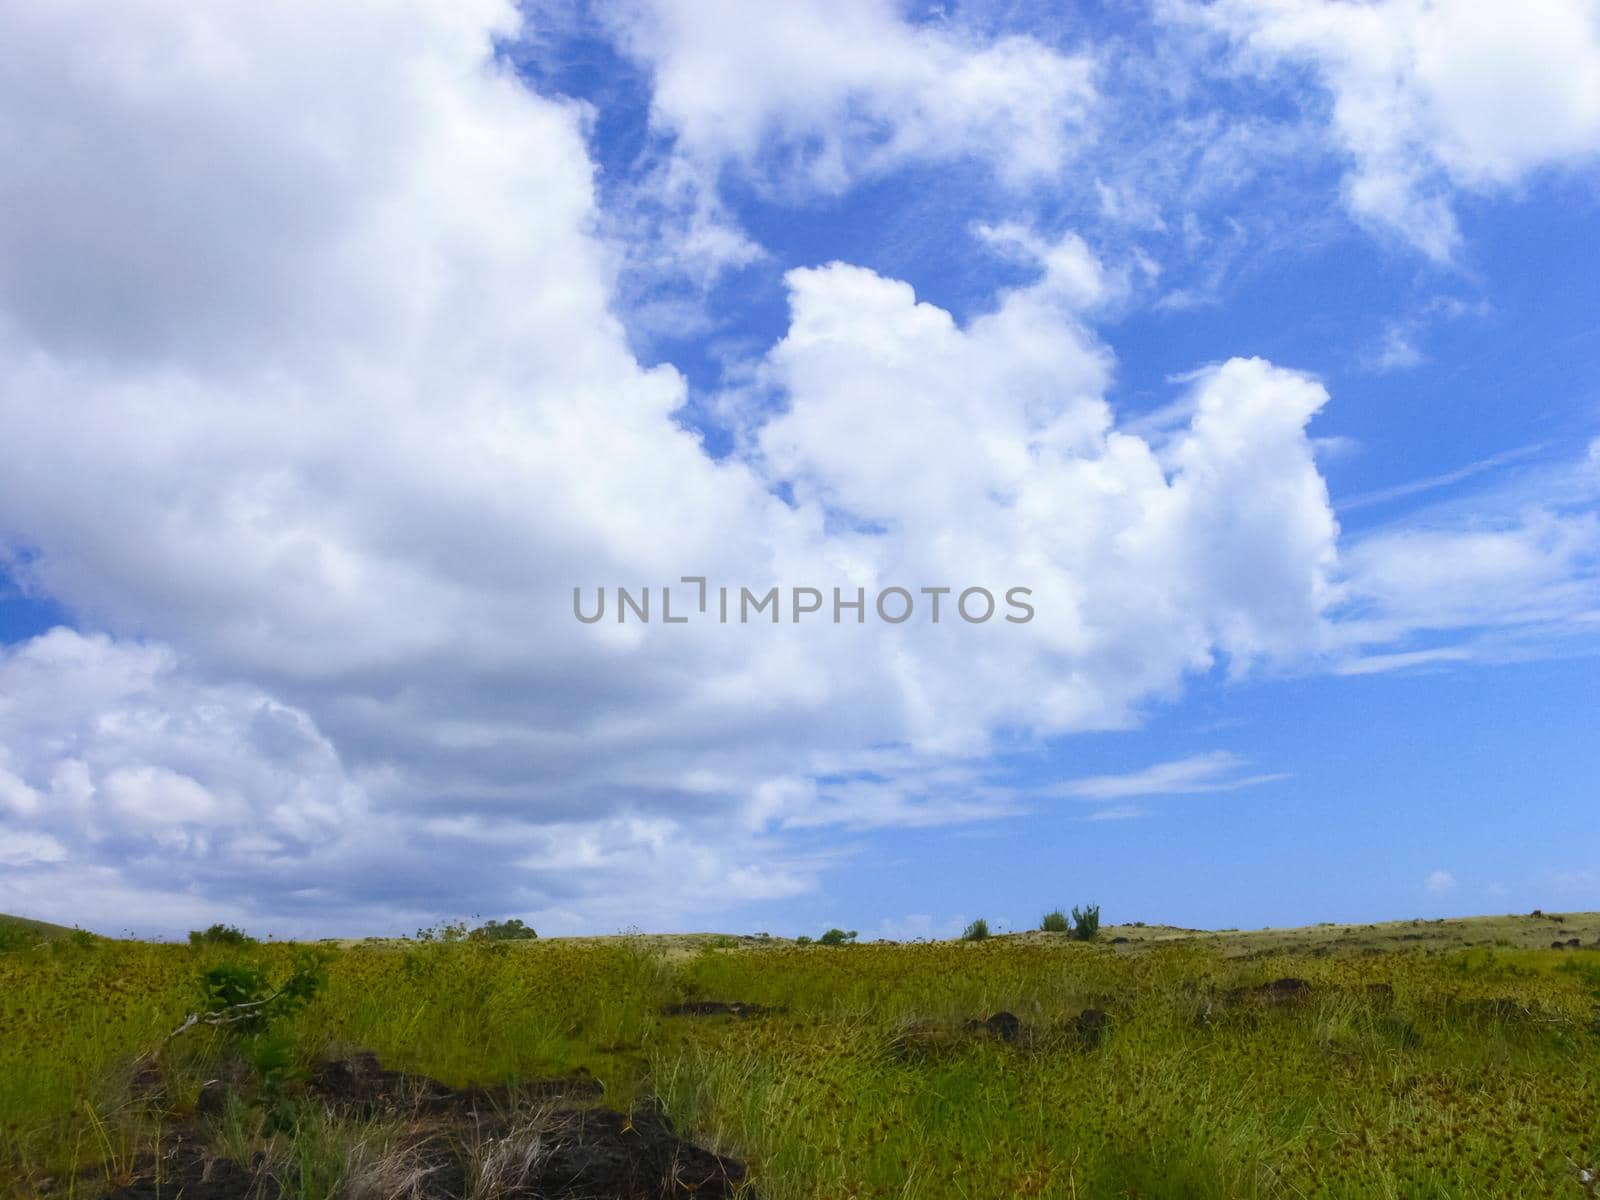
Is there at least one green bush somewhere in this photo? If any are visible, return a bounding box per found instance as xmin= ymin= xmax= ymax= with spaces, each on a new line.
xmin=818 ymin=928 xmax=858 ymax=946
xmin=1071 ymin=904 xmax=1101 ymax=941
xmin=188 ymin=923 xmax=256 ymax=947
xmin=1041 ymin=909 xmax=1070 ymax=933
xmin=0 ymin=922 xmax=40 ymax=954
xmin=794 ymin=935 xmax=814 ymax=945
xmin=196 ymin=952 xmax=327 ymax=1036
xmin=185 ymin=951 xmax=328 ymax=1134
xmin=468 ymin=918 xmax=537 ymax=941
xmin=962 ymin=918 xmax=990 ymax=941
xmin=414 ymin=919 xmax=469 ymax=942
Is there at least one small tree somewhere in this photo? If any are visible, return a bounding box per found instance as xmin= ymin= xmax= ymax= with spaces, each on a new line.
xmin=469 ymin=918 xmax=537 ymax=941
xmin=962 ymin=917 xmax=990 ymax=941
xmin=188 ymin=923 xmax=255 ymax=947
xmin=818 ymin=928 xmax=858 ymax=946
xmin=1070 ymin=904 xmax=1101 ymax=941
xmin=1041 ymin=909 xmax=1069 ymax=933
xmin=170 ymin=950 xmax=328 ymax=1132
xmin=173 ymin=950 xmax=327 ymax=1040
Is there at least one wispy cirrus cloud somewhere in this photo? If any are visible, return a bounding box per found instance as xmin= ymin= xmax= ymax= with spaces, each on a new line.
xmin=1056 ymin=751 xmax=1287 ymax=802
xmin=1335 ymin=443 xmax=1548 ymax=513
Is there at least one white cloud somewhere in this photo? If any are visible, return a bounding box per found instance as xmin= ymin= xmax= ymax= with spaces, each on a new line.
xmin=1057 ymin=751 xmax=1286 ymax=801
xmin=1424 ymin=869 xmax=1456 ymax=895
xmin=1083 ymin=804 xmax=1146 ymax=822
xmin=606 ymin=0 xmax=1096 ymax=194
xmin=3 ymin=0 xmax=1566 ymax=936
xmin=0 ymin=829 xmax=66 ymax=866
xmin=1364 ymin=323 xmax=1424 ymax=373
xmin=1333 ymin=646 xmax=1474 ymax=676
xmin=591 ymin=0 xmax=1097 ymax=282
xmin=1177 ymin=0 xmax=1600 ymax=259
xmin=1336 ymin=443 xmax=1546 ymax=513
xmin=1328 ymin=438 xmax=1600 ymax=671
xmin=1339 ymin=510 xmax=1600 ymax=643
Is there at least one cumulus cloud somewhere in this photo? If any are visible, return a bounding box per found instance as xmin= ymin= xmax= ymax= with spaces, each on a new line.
xmin=3 ymin=0 xmax=1563 ymax=937
xmin=1177 ymin=0 xmax=1600 ymax=259
xmin=606 ymin=0 xmax=1096 ymax=193
xmin=590 ymin=0 xmax=1096 ymax=282
xmin=1424 ymin=869 xmax=1456 ymax=895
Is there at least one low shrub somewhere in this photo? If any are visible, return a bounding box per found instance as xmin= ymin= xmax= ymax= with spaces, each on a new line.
xmin=179 ymin=951 xmax=330 ymax=1132
xmin=1071 ymin=904 xmax=1101 ymax=942
xmin=818 ymin=928 xmax=858 ymax=946
xmin=188 ymin=923 xmax=256 ymax=947
xmin=962 ymin=918 xmax=990 ymax=941
xmin=0 ymin=922 xmax=41 ymax=954
xmin=469 ymin=918 xmax=538 ymax=941
xmin=1041 ymin=909 xmax=1069 ymax=933
xmin=193 ymin=952 xmax=327 ymax=1037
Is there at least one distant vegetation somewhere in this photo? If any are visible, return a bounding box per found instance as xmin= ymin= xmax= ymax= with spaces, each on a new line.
xmin=793 ymin=928 xmax=858 ymax=946
xmin=1040 ymin=908 xmax=1069 ymax=933
xmin=468 ymin=917 xmax=538 ymax=942
xmin=0 ymin=915 xmax=93 ymax=954
xmin=1071 ymin=903 xmax=1101 ymax=941
xmin=961 ymin=916 xmax=990 ymax=941
xmin=188 ymin=922 xmax=256 ymax=947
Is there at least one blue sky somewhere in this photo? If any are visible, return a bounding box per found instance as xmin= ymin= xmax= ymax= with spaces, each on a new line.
xmin=0 ymin=0 xmax=1596 ymax=938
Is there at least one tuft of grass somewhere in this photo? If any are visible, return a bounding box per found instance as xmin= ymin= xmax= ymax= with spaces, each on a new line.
xmin=961 ymin=918 xmax=990 ymax=942
xmin=1070 ymin=904 xmax=1101 ymax=942
xmin=1040 ymin=910 xmax=1069 ymax=933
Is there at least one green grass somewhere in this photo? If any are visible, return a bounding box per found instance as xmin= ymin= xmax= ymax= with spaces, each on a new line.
xmin=2 ymin=913 xmax=1598 ymax=1198
xmin=0 ymin=912 xmax=84 ymax=946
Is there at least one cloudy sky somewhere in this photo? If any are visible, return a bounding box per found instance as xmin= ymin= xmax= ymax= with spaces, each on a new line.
xmin=0 ymin=0 xmax=1596 ymax=939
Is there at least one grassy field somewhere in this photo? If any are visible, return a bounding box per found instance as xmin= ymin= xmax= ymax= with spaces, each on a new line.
xmin=2 ymin=911 xmax=1598 ymax=1198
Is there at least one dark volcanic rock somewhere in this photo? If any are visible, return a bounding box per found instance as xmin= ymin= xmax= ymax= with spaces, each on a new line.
xmin=1069 ymin=1007 xmax=1111 ymax=1048
xmin=964 ymin=1010 xmax=1024 ymax=1042
xmin=105 ymin=1053 xmax=746 ymax=1200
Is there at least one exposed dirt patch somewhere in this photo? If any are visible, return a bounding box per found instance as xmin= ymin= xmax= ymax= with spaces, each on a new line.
xmin=104 ymin=1054 xmax=749 ymax=1200
xmin=103 ymin=1153 xmax=258 ymax=1200
xmin=1364 ymin=982 xmax=1395 ymax=1006
xmin=892 ymin=1008 xmax=1111 ymax=1061
xmin=1225 ymin=977 xmax=1314 ymax=1008
xmin=1069 ymin=1007 xmax=1111 ymax=1048
xmin=660 ymin=1000 xmax=781 ymax=1019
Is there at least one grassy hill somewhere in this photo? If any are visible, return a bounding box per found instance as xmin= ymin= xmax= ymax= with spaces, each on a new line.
xmin=535 ymin=910 xmax=1600 ymax=958
xmin=1067 ymin=909 xmax=1600 ymax=955
xmin=0 ymin=911 xmax=83 ymax=946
